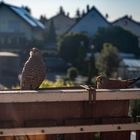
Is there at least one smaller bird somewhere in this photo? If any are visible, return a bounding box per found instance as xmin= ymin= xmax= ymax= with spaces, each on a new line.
xmin=20 ymin=48 xmax=46 ymax=90
xmin=96 ymin=75 xmax=140 ymax=89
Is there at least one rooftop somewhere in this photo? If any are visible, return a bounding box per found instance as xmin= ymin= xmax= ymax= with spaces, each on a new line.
xmin=123 ymin=58 xmax=140 ymax=67
xmin=0 ymin=2 xmax=45 ymax=29
xmin=0 ymin=52 xmax=19 ymax=57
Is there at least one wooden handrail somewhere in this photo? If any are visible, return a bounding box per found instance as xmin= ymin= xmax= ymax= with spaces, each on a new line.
xmin=0 ymin=88 xmax=139 ymax=103
xmin=0 ymin=123 xmax=139 ymax=136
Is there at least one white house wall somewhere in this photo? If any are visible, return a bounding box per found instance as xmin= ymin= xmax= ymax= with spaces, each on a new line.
xmin=70 ymin=9 xmax=110 ymax=37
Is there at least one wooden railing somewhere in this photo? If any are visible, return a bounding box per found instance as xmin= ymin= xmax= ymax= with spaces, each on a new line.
xmin=0 ymin=88 xmax=139 ymax=140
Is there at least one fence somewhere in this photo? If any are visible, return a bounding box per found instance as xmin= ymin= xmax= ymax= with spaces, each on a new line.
xmin=0 ymin=88 xmax=139 ymax=140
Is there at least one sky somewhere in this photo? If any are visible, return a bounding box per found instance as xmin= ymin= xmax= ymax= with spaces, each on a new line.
xmin=2 ymin=0 xmax=140 ymax=22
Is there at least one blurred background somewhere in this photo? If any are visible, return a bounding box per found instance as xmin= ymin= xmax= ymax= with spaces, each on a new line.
xmin=0 ymin=0 xmax=140 ymax=89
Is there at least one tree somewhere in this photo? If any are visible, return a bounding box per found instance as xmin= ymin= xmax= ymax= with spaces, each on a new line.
xmin=58 ymin=33 xmax=89 ymax=66
xmin=75 ymin=9 xmax=81 ymax=21
xmin=96 ymin=43 xmax=121 ymax=77
xmin=39 ymin=15 xmax=47 ymax=25
xmin=22 ymin=6 xmax=31 ymax=14
xmin=93 ymin=26 xmax=139 ymax=55
xmin=82 ymin=10 xmax=86 ymax=17
xmin=85 ymin=52 xmax=97 ymax=84
xmin=45 ymin=20 xmax=56 ymax=46
xmin=86 ymin=4 xmax=90 ymax=12
xmin=66 ymin=12 xmax=70 ymax=17
xmin=59 ymin=6 xmax=65 ymax=15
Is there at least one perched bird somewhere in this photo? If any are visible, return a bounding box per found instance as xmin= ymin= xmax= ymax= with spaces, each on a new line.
xmin=96 ymin=75 xmax=140 ymax=89
xmin=20 ymin=48 xmax=46 ymax=90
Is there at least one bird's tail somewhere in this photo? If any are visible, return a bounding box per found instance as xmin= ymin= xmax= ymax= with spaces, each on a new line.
xmin=128 ymin=77 xmax=140 ymax=85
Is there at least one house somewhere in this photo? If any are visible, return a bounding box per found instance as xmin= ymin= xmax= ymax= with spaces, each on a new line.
xmin=45 ymin=13 xmax=76 ymax=36
xmin=0 ymin=52 xmax=19 ymax=87
xmin=112 ymin=15 xmax=140 ymax=47
xmin=118 ymin=52 xmax=135 ymax=59
xmin=67 ymin=6 xmax=110 ymax=37
xmin=43 ymin=11 xmax=75 ymax=49
xmin=0 ymin=2 xmax=45 ymax=49
xmin=118 ymin=58 xmax=140 ymax=80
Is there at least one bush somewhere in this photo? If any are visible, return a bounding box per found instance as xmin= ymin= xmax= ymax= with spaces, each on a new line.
xmin=58 ymin=32 xmax=89 ymax=65
xmin=93 ymin=26 xmax=139 ymax=55
xmin=67 ymin=67 xmax=79 ymax=81
xmin=96 ymin=43 xmax=121 ymax=77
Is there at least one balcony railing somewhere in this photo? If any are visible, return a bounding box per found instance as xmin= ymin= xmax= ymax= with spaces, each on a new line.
xmin=0 ymin=88 xmax=139 ymax=140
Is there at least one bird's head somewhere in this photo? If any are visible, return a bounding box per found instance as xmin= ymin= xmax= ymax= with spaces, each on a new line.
xmin=96 ymin=75 xmax=107 ymax=84
xmin=30 ymin=48 xmax=41 ymax=57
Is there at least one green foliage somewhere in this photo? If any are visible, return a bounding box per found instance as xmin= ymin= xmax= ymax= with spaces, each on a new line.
xmin=78 ymin=44 xmax=86 ymax=61
xmin=12 ymin=79 xmax=74 ymax=90
xmin=58 ymin=32 xmax=89 ymax=65
xmin=40 ymin=79 xmax=74 ymax=88
xmin=93 ymin=26 xmax=140 ymax=55
xmin=67 ymin=67 xmax=79 ymax=81
xmin=96 ymin=43 xmax=121 ymax=77
xmin=39 ymin=15 xmax=47 ymax=25
xmin=59 ymin=6 xmax=65 ymax=15
xmin=86 ymin=54 xmax=97 ymax=84
xmin=75 ymin=9 xmax=81 ymax=21
xmin=12 ymin=85 xmax=20 ymax=90
xmin=22 ymin=6 xmax=31 ymax=14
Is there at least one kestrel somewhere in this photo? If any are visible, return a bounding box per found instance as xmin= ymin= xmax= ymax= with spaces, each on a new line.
xmin=20 ymin=48 xmax=46 ymax=90
xmin=96 ymin=75 xmax=140 ymax=89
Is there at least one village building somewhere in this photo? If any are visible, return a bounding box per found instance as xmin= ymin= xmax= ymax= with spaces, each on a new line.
xmin=112 ymin=15 xmax=140 ymax=47
xmin=44 ymin=12 xmax=76 ymax=36
xmin=0 ymin=51 xmax=19 ymax=87
xmin=67 ymin=6 xmax=110 ymax=37
xmin=118 ymin=58 xmax=140 ymax=82
xmin=43 ymin=12 xmax=76 ymax=49
xmin=0 ymin=2 xmax=45 ymax=50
